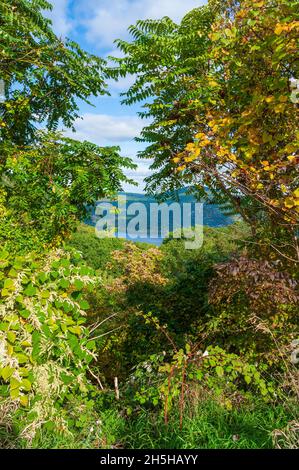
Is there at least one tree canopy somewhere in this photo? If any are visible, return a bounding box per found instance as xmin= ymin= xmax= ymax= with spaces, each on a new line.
xmin=109 ymin=0 xmax=299 ymax=264
xmin=0 ymin=0 xmax=106 ymax=144
xmin=0 ymin=0 xmax=135 ymax=252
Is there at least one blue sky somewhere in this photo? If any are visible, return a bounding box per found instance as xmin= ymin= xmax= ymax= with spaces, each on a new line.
xmin=47 ymin=0 xmax=207 ymax=192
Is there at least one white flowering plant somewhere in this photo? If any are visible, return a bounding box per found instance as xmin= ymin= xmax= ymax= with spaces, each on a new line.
xmin=0 ymin=248 xmax=100 ymax=442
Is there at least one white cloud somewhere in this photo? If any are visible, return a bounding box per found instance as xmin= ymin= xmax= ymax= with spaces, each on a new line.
xmin=74 ymin=0 xmax=207 ymax=48
xmin=63 ymin=113 xmax=152 ymax=191
xmin=64 ymin=113 xmax=145 ymax=144
xmin=106 ymin=74 xmax=137 ymax=93
xmin=123 ymin=160 xmax=152 ymax=192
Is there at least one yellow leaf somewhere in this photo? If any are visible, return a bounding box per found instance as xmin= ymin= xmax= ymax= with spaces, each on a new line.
xmin=279 ymin=95 xmax=288 ymax=103
xmin=195 ymin=132 xmax=206 ymax=139
xmin=186 ymin=143 xmax=194 ymax=151
xmin=284 ymin=197 xmax=295 ymax=209
xmin=274 ymin=24 xmax=284 ymax=35
xmin=270 ymin=199 xmax=279 ymax=207
xmin=199 ymin=139 xmax=210 ymax=147
xmin=20 ymin=395 xmax=29 ymax=407
xmin=177 ymin=165 xmax=186 ymax=172
xmin=274 ymin=103 xmax=286 ymax=113
xmin=185 ymin=156 xmax=196 ymax=163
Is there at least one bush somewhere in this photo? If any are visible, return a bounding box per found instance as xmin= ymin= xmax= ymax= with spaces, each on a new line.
xmin=68 ymin=224 xmax=150 ymax=272
xmin=0 ymin=248 xmax=101 ymax=445
xmin=96 ymin=222 xmax=249 ymax=376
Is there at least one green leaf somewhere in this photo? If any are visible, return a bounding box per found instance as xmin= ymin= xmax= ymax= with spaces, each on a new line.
xmin=4 ymin=279 xmax=14 ymax=290
xmin=0 ymin=322 xmax=9 ymax=331
xmin=1 ymin=366 xmax=14 ymax=381
xmin=16 ymin=353 xmax=29 ymax=364
xmin=216 ymin=366 xmax=224 ymax=377
xmin=20 ymin=395 xmax=29 ymax=407
xmin=24 ymin=285 xmax=37 ymax=297
xmin=79 ymin=300 xmax=90 ymax=310
xmin=20 ymin=309 xmax=30 ymax=319
xmin=21 ymin=379 xmax=32 ymax=392
xmin=74 ymin=279 xmax=84 ymax=291
xmin=0 ymin=250 xmax=9 ymax=260
xmin=68 ymin=326 xmax=82 ymax=335
xmin=8 ymin=268 xmax=18 ymax=278
xmin=10 ymin=388 xmax=20 ymax=399
xmin=10 ymin=377 xmax=21 ymax=390
xmin=1 ymin=289 xmax=10 ymax=297
xmin=38 ymin=273 xmax=47 ymax=283
xmin=59 ymin=279 xmax=70 ymax=289
xmin=41 ymin=290 xmax=50 ymax=299
xmin=59 ymin=259 xmax=71 ymax=268
xmin=60 ymin=373 xmax=73 ymax=385
xmin=7 ymin=331 xmax=16 ymax=344
xmin=86 ymin=340 xmax=96 ymax=350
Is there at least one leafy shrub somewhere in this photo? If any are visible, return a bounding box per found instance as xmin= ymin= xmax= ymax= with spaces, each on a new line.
xmin=0 ymin=248 xmax=101 ymax=444
xmin=120 ymin=312 xmax=275 ymax=424
xmin=207 ymin=256 xmax=299 ymax=368
xmin=79 ymin=223 xmax=250 ymax=380
xmin=68 ymin=224 xmax=150 ymax=272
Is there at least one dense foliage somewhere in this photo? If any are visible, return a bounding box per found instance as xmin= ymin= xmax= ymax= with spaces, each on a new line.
xmin=0 ymin=133 xmax=135 ymax=252
xmin=0 ymin=0 xmax=134 ymax=448
xmin=0 ymin=0 xmax=106 ymax=143
xmin=67 ymin=224 xmax=298 ymax=449
xmin=0 ymin=248 xmax=100 ymax=443
xmin=0 ymin=0 xmax=135 ymax=252
xmin=0 ymin=0 xmax=298 ymax=450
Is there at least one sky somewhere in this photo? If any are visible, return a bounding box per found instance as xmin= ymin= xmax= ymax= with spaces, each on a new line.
xmin=47 ymin=0 xmax=207 ymax=192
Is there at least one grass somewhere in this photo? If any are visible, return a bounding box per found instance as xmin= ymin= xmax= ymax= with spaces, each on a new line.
xmin=2 ymin=400 xmax=292 ymax=449
xmin=104 ymin=401 xmax=292 ymax=449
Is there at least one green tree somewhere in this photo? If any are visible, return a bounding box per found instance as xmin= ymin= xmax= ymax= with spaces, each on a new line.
xmin=0 ymin=0 xmax=106 ymax=144
xmin=0 ymin=1 xmax=136 ymax=251
xmin=0 ymin=132 xmax=136 ymax=252
xmin=108 ymin=7 xmax=214 ymax=196
xmin=108 ymin=0 xmax=299 ymax=264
